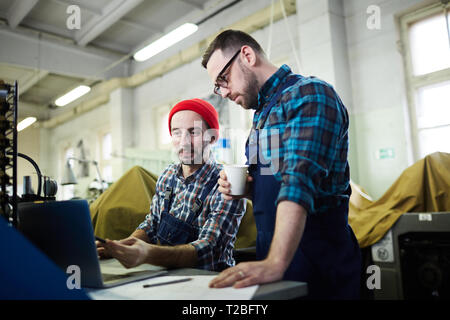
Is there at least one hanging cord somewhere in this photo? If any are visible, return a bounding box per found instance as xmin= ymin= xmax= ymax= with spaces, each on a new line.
xmin=280 ymin=0 xmax=302 ymax=72
xmin=266 ymin=0 xmax=275 ymax=59
xmin=444 ymin=5 xmax=450 ymax=49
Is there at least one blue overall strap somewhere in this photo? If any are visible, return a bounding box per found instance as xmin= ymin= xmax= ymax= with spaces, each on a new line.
xmin=246 ymin=75 xmax=299 ymax=166
xmin=163 ymin=174 xmax=177 ymax=214
xmin=186 ymin=176 xmax=218 ymax=225
xmin=256 ymin=75 xmax=299 ymax=130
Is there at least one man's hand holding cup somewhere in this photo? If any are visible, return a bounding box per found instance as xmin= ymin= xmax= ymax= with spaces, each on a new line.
xmin=218 ymin=165 xmax=252 ymax=200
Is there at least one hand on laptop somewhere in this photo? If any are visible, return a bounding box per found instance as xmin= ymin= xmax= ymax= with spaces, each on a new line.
xmin=101 ymin=237 xmax=149 ymax=268
xmin=96 ymin=236 xmax=134 ymax=260
xmin=96 ymin=239 xmax=112 ymax=259
xmin=96 ymin=230 xmax=150 ymax=261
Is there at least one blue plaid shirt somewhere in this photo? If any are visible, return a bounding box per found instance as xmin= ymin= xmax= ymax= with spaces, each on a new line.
xmin=251 ymin=64 xmax=351 ymax=215
xmin=137 ymin=157 xmax=246 ymax=271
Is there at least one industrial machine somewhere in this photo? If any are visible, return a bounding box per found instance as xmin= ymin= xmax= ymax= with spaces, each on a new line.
xmin=371 ymin=212 xmax=450 ymax=299
xmin=0 ymin=80 xmax=58 ymax=227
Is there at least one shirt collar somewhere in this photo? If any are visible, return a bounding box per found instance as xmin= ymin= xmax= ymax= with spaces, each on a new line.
xmin=254 ymin=64 xmax=292 ymax=110
xmin=175 ymin=153 xmax=216 ymax=184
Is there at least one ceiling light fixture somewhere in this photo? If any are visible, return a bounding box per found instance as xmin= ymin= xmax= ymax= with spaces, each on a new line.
xmin=17 ymin=117 xmax=37 ymax=132
xmin=55 ymin=85 xmax=91 ymax=107
xmin=133 ymin=23 xmax=198 ymax=62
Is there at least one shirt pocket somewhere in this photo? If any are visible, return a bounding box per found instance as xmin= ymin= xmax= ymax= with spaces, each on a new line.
xmin=258 ymin=124 xmax=285 ymax=172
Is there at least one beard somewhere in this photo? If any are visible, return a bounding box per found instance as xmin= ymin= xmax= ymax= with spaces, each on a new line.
xmin=178 ymin=141 xmax=210 ymax=166
xmin=237 ymin=60 xmax=259 ymax=109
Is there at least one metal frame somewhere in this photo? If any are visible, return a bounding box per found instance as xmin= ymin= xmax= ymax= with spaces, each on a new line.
xmin=0 ymin=81 xmax=18 ymax=227
xmin=372 ymin=212 xmax=450 ymax=299
xmin=398 ymin=2 xmax=450 ymax=161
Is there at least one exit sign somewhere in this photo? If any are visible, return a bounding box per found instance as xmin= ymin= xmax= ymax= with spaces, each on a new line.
xmin=376 ymin=148 xmax=395 ymax=159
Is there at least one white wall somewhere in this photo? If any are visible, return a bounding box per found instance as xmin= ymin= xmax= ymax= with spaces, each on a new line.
xmin=22 ymin=0 xmax=431 ymax=201
xmin=46 ymin=101 xmax=110 ymax=198
xmin=344 ymin=0 xmax=425 ymax=198
xmin=17 ymin=124 xmax=41 ymax=196
xmin=296 ymin=0 xmax=358 ymax=182
xmin=132 ymin=13 xmax=301 ymax=162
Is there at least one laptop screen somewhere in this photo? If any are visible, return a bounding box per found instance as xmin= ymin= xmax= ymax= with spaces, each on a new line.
xmin=18 ymin=200 xmax=103 ymax=287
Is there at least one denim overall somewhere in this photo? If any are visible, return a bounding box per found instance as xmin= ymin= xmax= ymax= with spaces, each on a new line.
xmin=246 ymin=77 xmax=361 ymax=299
xmin=156 ymin=174 xmax=218 ymax=246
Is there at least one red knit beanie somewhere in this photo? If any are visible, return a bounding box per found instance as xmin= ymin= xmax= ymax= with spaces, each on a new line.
xmin=168 ymin=98 xmax=219 ymax=137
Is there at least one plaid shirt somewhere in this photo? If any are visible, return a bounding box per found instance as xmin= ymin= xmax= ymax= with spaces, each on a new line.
xmin=251 ymin=64 xmax=351 ymax=215
xmin=137 ymin=157 xmax=246 ymax=271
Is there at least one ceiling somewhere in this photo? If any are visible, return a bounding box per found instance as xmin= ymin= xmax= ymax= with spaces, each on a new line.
xmin=0 ymin=0 xmax=242 ymax=120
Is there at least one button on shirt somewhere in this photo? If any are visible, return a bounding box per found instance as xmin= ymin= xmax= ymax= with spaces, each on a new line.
xmin=137 ymin=158 xmax=246 ymax=271
xmin=251 ymin=64 xmax=351 ymax=215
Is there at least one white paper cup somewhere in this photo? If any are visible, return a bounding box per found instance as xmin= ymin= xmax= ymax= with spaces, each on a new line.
xmin=223 ymin=164 xmax=249 ymax=196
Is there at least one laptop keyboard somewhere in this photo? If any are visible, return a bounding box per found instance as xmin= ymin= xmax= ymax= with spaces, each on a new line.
xmin=102 ymin=270 xmax=153 ymax=283
xmin=99 ymin=259 xmax=167 ymax=285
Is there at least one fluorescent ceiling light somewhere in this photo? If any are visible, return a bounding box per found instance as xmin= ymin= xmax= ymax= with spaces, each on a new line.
xmin=133 ymin=23 xmax=198 ymax=62
xmin=55 ymin=85 xmax=91 ymax=107
xmin=17 ymin=117 xmax=37 ymax=132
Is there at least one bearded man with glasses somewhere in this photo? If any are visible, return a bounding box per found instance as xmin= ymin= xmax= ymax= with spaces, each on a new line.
xmin=202 ymin=29 xmax=361 ymax=300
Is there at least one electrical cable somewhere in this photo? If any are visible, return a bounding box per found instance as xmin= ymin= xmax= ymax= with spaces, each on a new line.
xmin=95 ymin=0 xmax=243 ymax=81
xmin=266 ymin=0 xmax=275 ymax=59
xmin=280 ymin=0 xmax=302 ymax=72
xmin=195 ymin=0 xmax=242 ymax=26
xmin=72 ymin=0 xmax=245 ymax=94
xmin=444 ymin=6 xmax=450 ymax=48
xmin=8 ymin=152 xmax=42 ymax=197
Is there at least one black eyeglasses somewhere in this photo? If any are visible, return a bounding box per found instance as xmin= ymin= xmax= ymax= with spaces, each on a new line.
xmin=213 ymin=50 xmax=240 ymax=95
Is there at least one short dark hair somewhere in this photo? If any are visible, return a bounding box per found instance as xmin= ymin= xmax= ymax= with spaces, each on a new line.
xmin=201 ymin=29 xmax=264 ymax=68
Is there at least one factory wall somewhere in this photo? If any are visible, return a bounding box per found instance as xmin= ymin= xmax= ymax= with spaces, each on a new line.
xmin=131 ymin=13 xmax=300 ymax=161
xmin=39 ymin=0 xmax=430 ymax=200
xmin=17 ymin=125 xmax=41 ymax=196
xmin=46 ymin=102 xmax=110 ymax=199
xmin=344 ymin=0 xmax=425 ymax=198
xmin=293 ymin=0 xmax=425 ymax=199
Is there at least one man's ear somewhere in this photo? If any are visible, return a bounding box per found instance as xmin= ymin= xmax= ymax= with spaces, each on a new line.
xmin=241 ymin=45 xmax=257 ymax=67
xmin=203 ymin=128 xmax=218 ymax=145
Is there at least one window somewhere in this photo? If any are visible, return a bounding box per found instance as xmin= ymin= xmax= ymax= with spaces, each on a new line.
xmin=160 ymin=112 xmax=171 ymax=146
xmin=100 ymin=132 xmax=112 ymax=183
xmin=400 ymin=3 xmax=450 ymax=160
xmin=154 ymin=105 xmax=171 ymax=149
xmin=102 ymin=133 xmax=112 ymax=161
xmin=409 ymin=13 xmax=450 ymax=75
xmin=61 ymin=147 xmax=75 ymax=200
xmin=416 ymin=81 xmax=450 ymax=157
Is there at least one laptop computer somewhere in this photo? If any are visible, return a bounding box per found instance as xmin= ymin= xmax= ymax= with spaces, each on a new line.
xmin=18 ymin=199 xmax=168 ymax=288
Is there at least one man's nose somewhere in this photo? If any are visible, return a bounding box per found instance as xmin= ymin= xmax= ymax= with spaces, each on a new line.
xmin=180 ymin=131 xmax=192 ymax=144
xmin=220 ymin=87 xmax=231 ymax=99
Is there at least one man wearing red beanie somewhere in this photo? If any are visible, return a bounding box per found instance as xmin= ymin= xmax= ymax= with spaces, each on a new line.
xmin=98 ymin=99 xmax=246 ymax=272
xmin=168 ymin=98 xmax=219 ymax=137
xmin=168 ymin=98 xmax=220 ymax=168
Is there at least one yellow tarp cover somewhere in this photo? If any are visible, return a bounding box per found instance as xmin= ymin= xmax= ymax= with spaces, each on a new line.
xmin=349 ymin=152 xmax=450 ymax=248
xmin=90 ymin=152 xmax=450 ymax=251
xmin=90 ymin=165 xmax=257 ymax=249
xmin=90 ymin=166 xmax=158 ymax=241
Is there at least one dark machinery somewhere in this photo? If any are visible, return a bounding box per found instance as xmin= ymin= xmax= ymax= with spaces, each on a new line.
xmin=371 ymin=212 xmax=450 ymax=299
xmin=0 ymin=80 xmax=58 ymax=228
